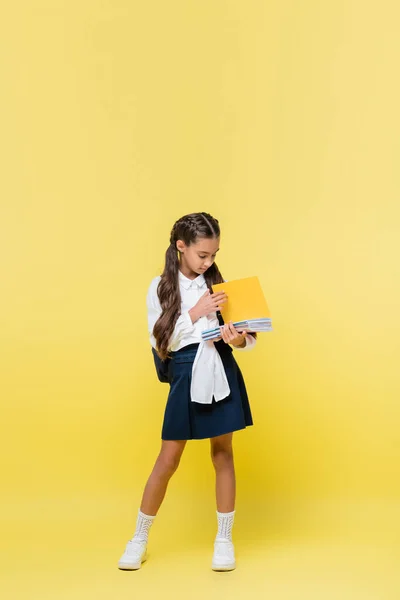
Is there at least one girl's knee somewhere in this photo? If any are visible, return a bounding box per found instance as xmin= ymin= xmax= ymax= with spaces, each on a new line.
xmin=156 ymin=451 xmax=182 ymax=477
xmin=211 ymin=444 xmax=234 ymax=470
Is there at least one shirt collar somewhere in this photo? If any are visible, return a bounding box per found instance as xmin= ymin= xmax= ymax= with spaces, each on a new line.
xmin=178 ymin=270 xmax=206 ymax=290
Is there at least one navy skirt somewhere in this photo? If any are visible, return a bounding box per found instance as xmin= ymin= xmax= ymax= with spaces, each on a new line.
xmin=161 ymin=341 xmax=253 ymax=441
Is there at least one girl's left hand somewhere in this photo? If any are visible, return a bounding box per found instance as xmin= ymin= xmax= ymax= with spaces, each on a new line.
xmin=219 ymin=322 xmax=248 ymax=348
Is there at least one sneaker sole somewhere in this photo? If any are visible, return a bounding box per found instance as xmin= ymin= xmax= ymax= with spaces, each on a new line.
xmin=212 ymin=562 xmax=236 ymax=571
xmin=118 ymin=553 xmax=147 ymax=570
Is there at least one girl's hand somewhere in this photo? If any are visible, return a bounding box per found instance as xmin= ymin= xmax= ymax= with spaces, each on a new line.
xmin=189 ymin=289 xmax=227 ymax=323
xmin=220 ymin=322 xmax=248 ymax=348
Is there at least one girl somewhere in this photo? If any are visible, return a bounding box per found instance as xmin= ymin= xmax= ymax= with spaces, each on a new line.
xmin=118 ymin=212 xmax=256 ymax=572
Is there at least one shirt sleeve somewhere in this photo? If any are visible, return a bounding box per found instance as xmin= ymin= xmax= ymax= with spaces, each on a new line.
xmin=232 ymin=333 xmax=257 ymax=351
xmin=146 ymin=277 xmax=195 ymax=350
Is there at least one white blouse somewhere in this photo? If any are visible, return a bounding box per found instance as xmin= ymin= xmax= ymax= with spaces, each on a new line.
xmin=146 ymin=271 xmax=256 ymax=404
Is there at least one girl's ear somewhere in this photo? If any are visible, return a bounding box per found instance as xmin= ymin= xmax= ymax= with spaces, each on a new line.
xmin=176 ymin=240 xmax=185 ymax=253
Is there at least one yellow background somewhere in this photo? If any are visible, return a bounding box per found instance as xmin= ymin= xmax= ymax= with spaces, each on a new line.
xmin=1 ymin=1 xmax=399 ymax=598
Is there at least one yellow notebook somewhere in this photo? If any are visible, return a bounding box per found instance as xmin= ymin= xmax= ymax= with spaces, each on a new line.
xmin=212 ymin=276 xmax=271 ymax=322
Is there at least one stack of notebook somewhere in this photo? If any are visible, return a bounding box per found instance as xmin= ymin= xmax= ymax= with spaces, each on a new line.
xmin=201 ymin=276 xmax=273 ymax=341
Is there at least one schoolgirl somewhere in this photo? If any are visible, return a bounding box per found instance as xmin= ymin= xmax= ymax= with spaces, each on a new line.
xmin=118 ymin=212 xmax=256 ymax=571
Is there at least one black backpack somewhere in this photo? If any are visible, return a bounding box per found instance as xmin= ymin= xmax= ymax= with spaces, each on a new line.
xmin=151 ymin=347 xmax=170 ymax=383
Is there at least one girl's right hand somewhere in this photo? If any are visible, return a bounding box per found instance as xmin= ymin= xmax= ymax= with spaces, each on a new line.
xmin=189 ymin=289 xmax=227 ymax=323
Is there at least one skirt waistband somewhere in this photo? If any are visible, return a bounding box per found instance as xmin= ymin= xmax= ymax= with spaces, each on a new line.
xmin=170 ymin=341 xmax=233 ymax=357
xmin=170 ymin=343 xmax=200 ymax=356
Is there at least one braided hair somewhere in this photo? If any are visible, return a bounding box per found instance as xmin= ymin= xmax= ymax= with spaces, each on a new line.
xmin=153 ymin=212 xmax=224 ymax=359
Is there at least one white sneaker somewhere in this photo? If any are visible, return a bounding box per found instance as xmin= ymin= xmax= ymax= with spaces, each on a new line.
xmin=118 ymin=538 xmax=147 ymax=570
xmin=212 ymin=538 xmax=236 ymax=571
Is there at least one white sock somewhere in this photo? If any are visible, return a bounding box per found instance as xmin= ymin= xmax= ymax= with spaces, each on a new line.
xmin=132 ymin=509 xmax=156 ymax=542
xmin=216 ymin=510 xmax=235 ymax=541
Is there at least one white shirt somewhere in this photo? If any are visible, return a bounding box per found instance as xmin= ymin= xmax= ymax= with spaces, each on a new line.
xmin=146 ymin=271 xmax=256 ymax=404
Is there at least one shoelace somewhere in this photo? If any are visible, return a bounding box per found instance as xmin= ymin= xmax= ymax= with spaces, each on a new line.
xmin=214 ymin=539 xmax=234 ymax=558
xmin=125 ymin=538 xmax=146 ymax=556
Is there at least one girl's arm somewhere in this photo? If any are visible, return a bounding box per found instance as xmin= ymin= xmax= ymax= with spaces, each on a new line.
xmin=219 ymin=323 xmax=257 ymax=351
xmin=232 ymin=333 xmax=257 ymax=351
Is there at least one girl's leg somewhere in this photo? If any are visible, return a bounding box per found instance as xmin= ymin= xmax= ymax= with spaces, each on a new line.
xmin=140 ymin=439 xmax=187 ymax=515
xmin=118 ymin=439 xmax=186 ymax=570
xmin=210 ymin=432 xmax=235 ymax=512
xmin=210 ymin=432 xmax=236 ymax=571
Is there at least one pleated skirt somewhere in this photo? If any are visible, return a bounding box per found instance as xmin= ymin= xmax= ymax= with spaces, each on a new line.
xmin=161 ymin=341 xmax=253 ymax=441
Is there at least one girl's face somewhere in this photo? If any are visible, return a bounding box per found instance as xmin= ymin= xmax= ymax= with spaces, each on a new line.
xmin=176 ymin=236 xmax=220 ymax=277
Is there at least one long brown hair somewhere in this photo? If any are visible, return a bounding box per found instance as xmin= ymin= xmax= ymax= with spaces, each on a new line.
xmin=153 ymin=212 xmax=224 ymax=359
